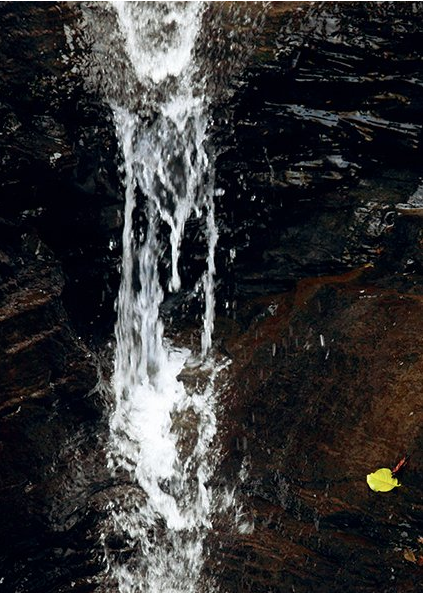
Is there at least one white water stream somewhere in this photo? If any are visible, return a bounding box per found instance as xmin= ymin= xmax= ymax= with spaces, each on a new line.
xmin=98 ymin=3 xmax=223 ymax=592
xmin=79 ymin=1 xmax=265 ymax=590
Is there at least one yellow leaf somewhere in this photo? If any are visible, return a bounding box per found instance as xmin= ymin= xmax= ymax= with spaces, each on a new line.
xmin=366 ymin=468 xmax=401 ymax=492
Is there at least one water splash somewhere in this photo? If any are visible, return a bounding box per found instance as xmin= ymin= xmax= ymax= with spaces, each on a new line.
xmin=78 ymin=2 xmax=268 ymax=590
xmin=95 ymin=3 xmax=221 ymax=592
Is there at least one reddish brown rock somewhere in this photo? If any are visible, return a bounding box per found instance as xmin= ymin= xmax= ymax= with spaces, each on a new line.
xmin=214 ymin=266 xmax=423 ymax=592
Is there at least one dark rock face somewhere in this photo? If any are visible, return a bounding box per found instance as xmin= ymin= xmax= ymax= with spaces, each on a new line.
xmin=0 ymin=2 xmax=422 ymax=593
xmin=214 ymin=1 xmax=423 ymax=301
xmin=0 ymin=4 xmax=111 ymax=590
xmin=0 ymin=213 xmax=105 ymax=591
xmin=211 ymin=3 xmax=423 ymax=591
xmin=0 ymin=1 xmax=121 ymax=343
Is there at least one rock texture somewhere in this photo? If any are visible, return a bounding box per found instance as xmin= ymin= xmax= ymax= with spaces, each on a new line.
xmin=215 ymin=1 xmax=423 ymax=300
xmin=0 ymin=4 xmax=110 ymax=590
xmin=210 ymin=3 xmax=423 ymax=591
xmin=0 ymin=1 xmax=121 ymax=343
xmin=215 ymin=267 xmax=423 ymax=592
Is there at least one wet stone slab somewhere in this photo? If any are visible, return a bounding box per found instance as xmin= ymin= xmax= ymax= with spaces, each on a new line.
xmin=214 ymin=266 xmax=423 ymax=593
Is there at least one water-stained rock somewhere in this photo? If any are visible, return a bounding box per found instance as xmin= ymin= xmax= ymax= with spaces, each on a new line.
xmin=0 ymin=4 xmax=111 ymax=589
xmin=216 ymin=265 xmax=423 ymax=592
xmin=214 ymin=1 xmax=423 ymax=302
xmin=0 ymin=216 xmax=104 ymax=592
xmin=0 ymin=1 xmax=121 ymax=343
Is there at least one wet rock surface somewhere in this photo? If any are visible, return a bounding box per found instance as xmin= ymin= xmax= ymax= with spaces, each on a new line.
xmin=0 ymin=2 xmax=422 ymax=593
xmin=209 ymin=5 xmax=423 ymax=590
xmin=0 ymin=1 xmax=121 ymax=343
xmin=215 ymin=266 xmax=423 ymax=592
xmin=214 ymin=1 xmax=423 ymax=301
xmin=0 ymin=214 xmax=105 ymax=591
xmin=0 ymin=3 xmax=111 ymax=590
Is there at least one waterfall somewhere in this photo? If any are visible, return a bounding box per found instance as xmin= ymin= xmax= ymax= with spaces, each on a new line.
xmin=78 ymin=1 xmax=267 ymax=590
xmin=92 ymin=2 xmax=222 ymax=592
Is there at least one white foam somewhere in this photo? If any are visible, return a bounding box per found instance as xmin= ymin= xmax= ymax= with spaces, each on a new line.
xmin=112 ymin=1 xmax=202 ymax=84
xmin=101 ymin=3 xmax=221 ymax=591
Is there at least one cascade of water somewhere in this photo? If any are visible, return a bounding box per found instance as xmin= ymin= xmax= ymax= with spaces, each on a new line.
xmin=78 ymin=1 xmax=268 ymax=590
xmin=97 ymin=2 xmax=222 ymax=592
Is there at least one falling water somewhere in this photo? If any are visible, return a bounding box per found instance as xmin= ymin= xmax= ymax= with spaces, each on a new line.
xmin=91 ymin=2 xmax=221 ymax=592
xmin=79 ymin=1 xmax=267 ymax=591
